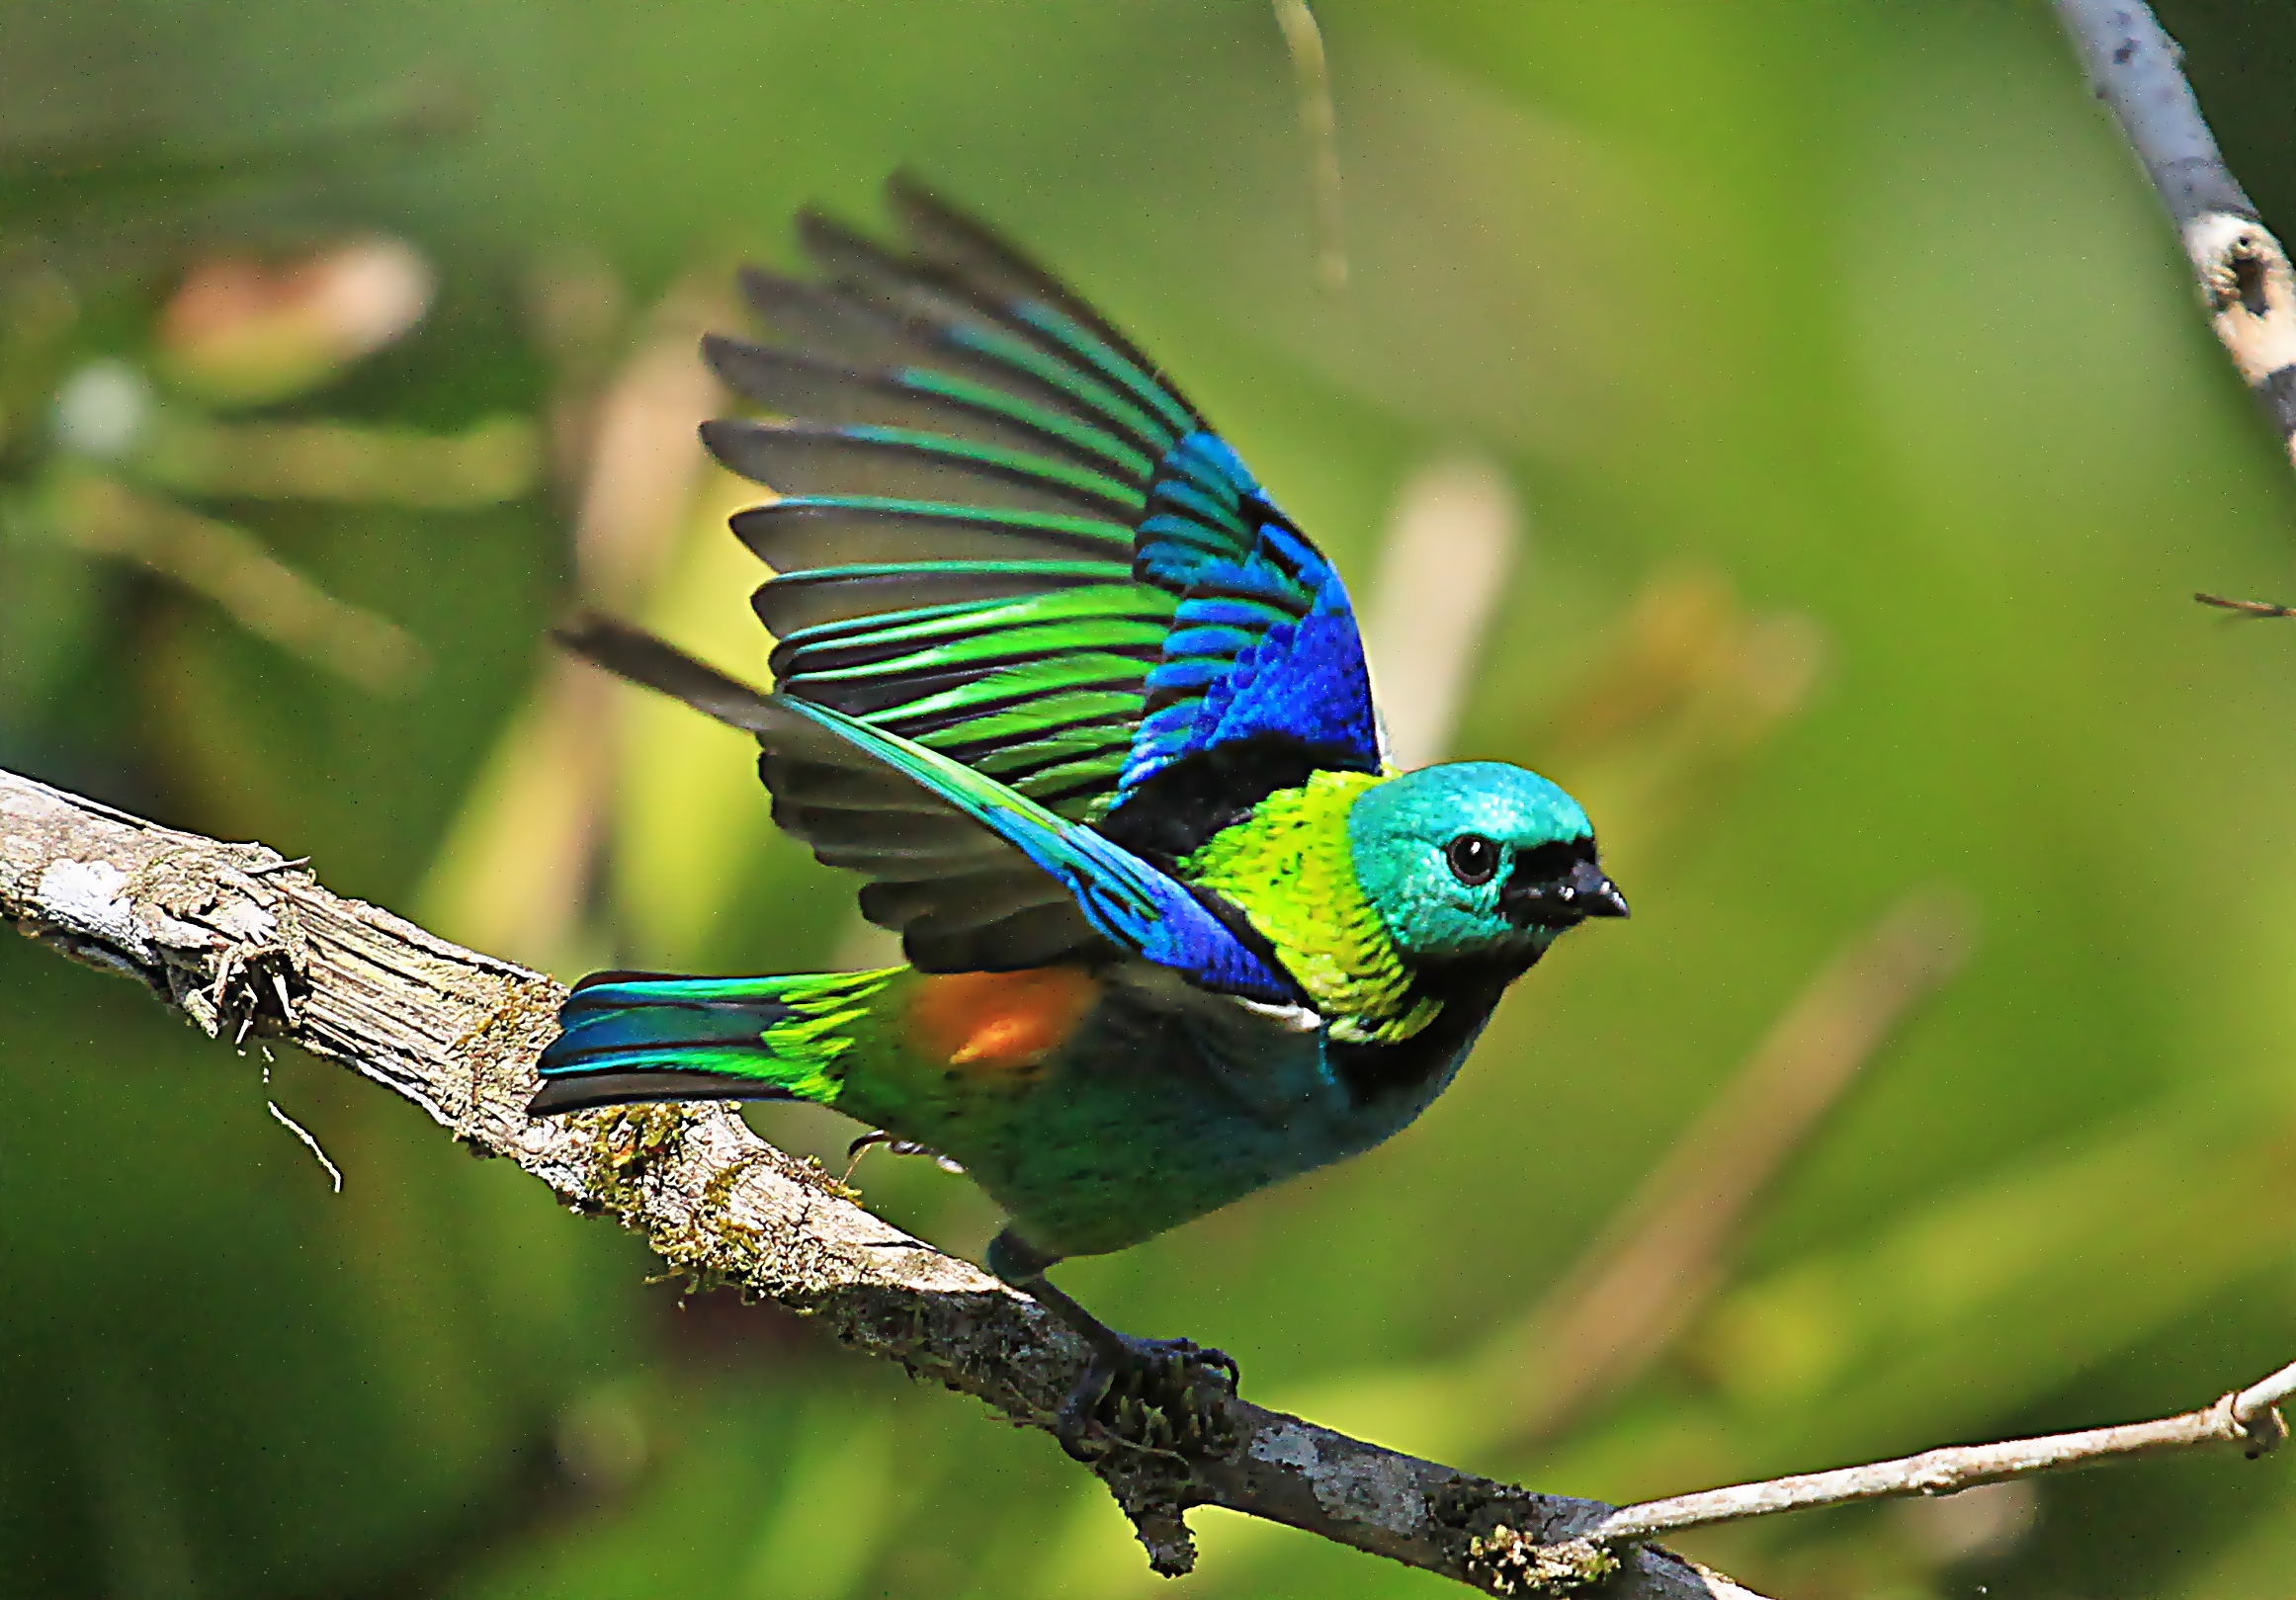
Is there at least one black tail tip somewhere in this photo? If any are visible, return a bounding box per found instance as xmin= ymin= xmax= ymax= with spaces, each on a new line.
xmin=527 ymin=1069 xmax=794 ymax=1118
xmin=526 ymin=1075 xmax=608 ymax=1117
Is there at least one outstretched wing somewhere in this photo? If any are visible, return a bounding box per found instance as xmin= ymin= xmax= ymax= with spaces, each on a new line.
xmin=561 ymin=617 xmax=1302 ymax=1001
xmin=705 ymin=178 xmax=1386 ymax=968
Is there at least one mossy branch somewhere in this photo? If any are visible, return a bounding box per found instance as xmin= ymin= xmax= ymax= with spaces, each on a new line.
xmin=1 ymin=764 xmax=2283 ymax=1593
xmin=0 ymin=764 xmax=1756 ymax=1594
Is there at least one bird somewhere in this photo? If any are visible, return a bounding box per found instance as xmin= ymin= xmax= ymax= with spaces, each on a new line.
xmin=528 ymin=176 xmax=1628 ymax=1459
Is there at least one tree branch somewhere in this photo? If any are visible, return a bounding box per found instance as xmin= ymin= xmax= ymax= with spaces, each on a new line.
xmin=0 ymin=765 xmax=1754 ymax=1596
xmin=1587 ymin=1372 xmax=2288 ymax=1545
xmin=2054 ymin=0 xmax=2296 ymax=463
xmin=1 ymin=763 xmax=2284 ymax=1592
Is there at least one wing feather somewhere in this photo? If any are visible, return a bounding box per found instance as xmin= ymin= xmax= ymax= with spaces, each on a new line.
xmin=673 ymin=181 xmax=1389 ymax=971
xmin=705 ymin=418 xmax=1144 ymax=521
xmin=561 ymin=615 xmax=1299 ymax=998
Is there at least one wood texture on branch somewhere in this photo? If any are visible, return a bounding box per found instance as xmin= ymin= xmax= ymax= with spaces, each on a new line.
xmin=2055 ymin=0 xmax=2296 ymax=463
xmin=2 ymin=763 xmax=2285 ymax=1592
xmin=0 ymin=765 xmax=1756 ymax=1598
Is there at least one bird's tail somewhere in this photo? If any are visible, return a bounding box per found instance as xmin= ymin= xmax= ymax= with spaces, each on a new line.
xmin=527 ymin=967 xmax=899 ymax=1116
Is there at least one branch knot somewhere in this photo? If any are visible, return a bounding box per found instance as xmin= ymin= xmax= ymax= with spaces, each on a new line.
xmin=1464 ymin=1529 xmax=1620 ymax=1596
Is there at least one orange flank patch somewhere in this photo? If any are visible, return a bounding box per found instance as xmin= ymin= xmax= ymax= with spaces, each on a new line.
xmin=905 ymin=967 xmax=1100 ymax=1075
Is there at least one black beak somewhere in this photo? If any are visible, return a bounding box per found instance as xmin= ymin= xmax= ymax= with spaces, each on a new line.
xmin=1503 ymin=856 xmax=1630 ymax=928
xmin=1573 ymin=859 xmax=1631 ymax=919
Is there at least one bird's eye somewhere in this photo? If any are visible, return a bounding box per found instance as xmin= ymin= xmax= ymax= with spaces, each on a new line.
xmin=1446 ymin=834 xmax=1501 ymax=886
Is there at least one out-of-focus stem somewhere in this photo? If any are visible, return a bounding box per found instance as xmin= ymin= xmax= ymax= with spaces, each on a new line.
xmin=1271 ymin=0 xmax=1349 ymax=293
xmin=1483 ymin=888 xmax=1976 ymax=1447
xmin=47 ymin=470 xmax=427 ymax=693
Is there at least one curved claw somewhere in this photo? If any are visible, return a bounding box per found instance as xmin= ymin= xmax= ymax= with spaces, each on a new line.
xmin=1056 ymin=1334 xmax=1241 ymax=1463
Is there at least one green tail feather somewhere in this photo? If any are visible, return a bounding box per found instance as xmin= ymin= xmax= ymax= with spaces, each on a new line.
xmin=529 ymin=968 xmax=898 ymax=1115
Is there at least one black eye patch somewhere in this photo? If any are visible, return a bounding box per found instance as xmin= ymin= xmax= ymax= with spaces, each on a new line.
xmin=1508 ymin=836 xmax=1595 ymax=887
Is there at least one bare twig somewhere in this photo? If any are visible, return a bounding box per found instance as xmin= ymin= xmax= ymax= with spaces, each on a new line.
xmin=1587 ymin=1374 xmax=2287 ymax=1544
xmin=2195 ymin=591 xmax=2296 ymax=620
xmin=263 ymin=1091 xmax=345 ymax=1193
xmin=2054 ymin=0 xmax=2296 ymax=463
xmin=2237 ymin=1356 xmax=2296 ymax=1422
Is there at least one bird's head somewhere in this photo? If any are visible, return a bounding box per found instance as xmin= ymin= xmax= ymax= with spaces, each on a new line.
xmin=1346 ymin=762 xmax=1627 ymax=968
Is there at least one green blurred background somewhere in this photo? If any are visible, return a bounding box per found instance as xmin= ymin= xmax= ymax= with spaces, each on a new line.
xmin=6 ymin=2 xmax=2296 ymax=1595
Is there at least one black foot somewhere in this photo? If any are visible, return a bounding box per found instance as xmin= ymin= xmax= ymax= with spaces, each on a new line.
xmin=985 ymin=1227 xmax=1243 ymax=1464
xmin=1057 ymin=1333 xmax=1240 ymax=1463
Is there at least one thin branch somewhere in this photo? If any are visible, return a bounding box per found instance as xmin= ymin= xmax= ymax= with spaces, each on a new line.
xmin=1586 ymin=1375 xmax=2287 ymax=1545
xmin=2 ymin=764 xmax=2284 ymax=1591
xmin=0 ymin=763 xmax=1755 ymax=1598
xmin=264 ymin=1091 xmax=345 ymax=1192
xmin=2195 ymin=591 xmax=2296 ymax=620
xmin=2237 ymin=1356 xmax=2296 ymax=1422
xmin=2054 ymin=0 xmax=2296 ymax=463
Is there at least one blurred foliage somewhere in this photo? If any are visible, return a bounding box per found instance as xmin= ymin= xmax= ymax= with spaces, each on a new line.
xmin=5 ymin=3 xmax=2296 ymax=1598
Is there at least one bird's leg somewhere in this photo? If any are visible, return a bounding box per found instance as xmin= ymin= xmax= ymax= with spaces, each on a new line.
xmin=987 ymin=1228 xmax=1239 ymax=1463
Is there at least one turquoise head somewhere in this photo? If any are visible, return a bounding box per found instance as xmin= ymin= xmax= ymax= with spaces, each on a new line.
xmin=1345 ymin=762 xmax=1627 ymax=968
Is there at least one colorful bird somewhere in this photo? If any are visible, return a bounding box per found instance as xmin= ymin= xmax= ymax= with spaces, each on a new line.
xmin=530 ymin=178 xmax=1627 ymax=1457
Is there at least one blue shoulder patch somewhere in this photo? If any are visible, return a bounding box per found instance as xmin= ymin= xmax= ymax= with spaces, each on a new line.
xmin=1118 ymin=432 xmax=1383 ymax=799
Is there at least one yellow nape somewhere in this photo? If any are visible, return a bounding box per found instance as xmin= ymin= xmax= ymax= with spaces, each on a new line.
xmin=1180 ymin=770 xmax=1437 ymax=1043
